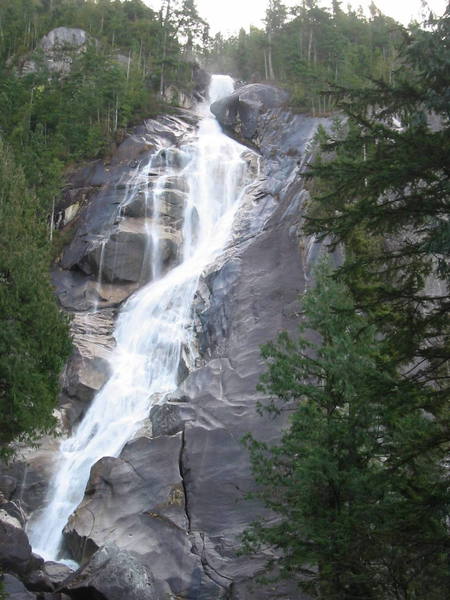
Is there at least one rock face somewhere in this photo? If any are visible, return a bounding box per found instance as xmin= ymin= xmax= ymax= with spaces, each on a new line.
xmin=50 ymin=92 xmax=325 ymax=599
xmin=63 ymin=435 xmax=223 ymax=598
xmin=55 ymin=115 xmax=194 ymax=313
xmin=49 ymin=114 xmax=195 ymax=432
xmin=3 ymin=86 xmax=327 ymax=599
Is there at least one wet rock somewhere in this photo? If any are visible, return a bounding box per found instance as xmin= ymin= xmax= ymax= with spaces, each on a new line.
xmin=79 ymin=219 xmax=179 ymax=284
xmin=0 ymin=510 xmax=32 ymax=575
xmin=1 ymin=574 xmax=36 ymax=600
xmin=152 ymin=147 xmax=191 ymax=170
xmin=62 ymin=436 xmax=224 ymax=598
xmin=62 ymin=545 xmax=157 ymax=600
xmin=121 ymin=187 xmax=187 ymax=224
xmin=163 ymin=175 xmax=189 ymax=193
xmin=24 ymin=568 xmax=54 ymax=593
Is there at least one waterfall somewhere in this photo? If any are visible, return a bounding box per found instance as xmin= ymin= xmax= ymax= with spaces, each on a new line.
xmin=28 ymin=75 xmax=248 ymax=563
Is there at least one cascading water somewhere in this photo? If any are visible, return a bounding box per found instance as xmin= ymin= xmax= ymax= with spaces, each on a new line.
xmin=28 ymin=75 xmax=249 ymax=562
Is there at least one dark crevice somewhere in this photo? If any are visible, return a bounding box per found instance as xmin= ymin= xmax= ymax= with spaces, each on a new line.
xmin=178 ymin=429 xmax=232 ymax=596
xmin=178 ymin=428 xmax=191 ymax=532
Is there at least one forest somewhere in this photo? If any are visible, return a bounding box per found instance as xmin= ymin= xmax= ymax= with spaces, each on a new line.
xmin=0 ymin=1 xmax=449 ymax=599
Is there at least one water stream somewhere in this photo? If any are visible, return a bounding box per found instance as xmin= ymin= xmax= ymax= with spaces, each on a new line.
xmin=28 ymin=75 xmax=249 ymax=562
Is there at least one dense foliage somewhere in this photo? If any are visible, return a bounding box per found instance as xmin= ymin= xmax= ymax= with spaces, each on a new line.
xmin=244 ymin=260 xmax=449 ymax=599
xmin=0 ymin=0 xmax=207 ymax=455
xmin=0 ymin=140 xmax=71 ymax=459
xmin=0 ymin=0 xmax=207 ymax=213
xmin=244 ymin=8 xmax=450 ymax=600
xmin=206 ymin=0 xmax=403 ymax=113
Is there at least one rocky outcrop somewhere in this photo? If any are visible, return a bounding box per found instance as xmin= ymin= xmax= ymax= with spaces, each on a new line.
xmin=62 ymin=435 xmax=224 ymax=598
xmin=1 ymin=574 xmax=36 ymax=600
xmin=55 ymin=116 xmax=194 ymax=312
xmin=21 ymin=27 xmax=92 ymax=76
xmin=50 ymin=115 xmax=196 ymax=432
xmin=62 ymin=545 xmax=157 ymax=600
xmin=210 ymin=83 xmax=289 ymax=139
xmin=0 ymin=510 xmax=33 ymax=575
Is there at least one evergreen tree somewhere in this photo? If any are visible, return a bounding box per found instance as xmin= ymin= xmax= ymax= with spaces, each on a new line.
xmin=0 ymin=140 xmax=71 ymax=459
xmin=243 ymin=260 xmax=449 ymax=599
xmin=307 ymin=9 xmax=450 ymax=390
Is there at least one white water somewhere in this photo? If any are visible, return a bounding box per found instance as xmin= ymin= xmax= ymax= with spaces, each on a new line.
xmin=28 ymin=75 xmax=247 ymax=562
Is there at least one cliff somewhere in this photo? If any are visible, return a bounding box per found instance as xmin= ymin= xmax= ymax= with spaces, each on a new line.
xmin=0 ymin=83 xmax=329 ymax=600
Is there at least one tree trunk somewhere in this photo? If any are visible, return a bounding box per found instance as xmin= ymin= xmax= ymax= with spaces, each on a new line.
xmin=308 ymin=28 xmax=313 ymax=64
xmin=267 ymin=31 xmax=275 ymax=80
xmin=263 ymin=49 xmax=269 ymax=80
xmin=160 ymin=0 xmax=171 ymax=96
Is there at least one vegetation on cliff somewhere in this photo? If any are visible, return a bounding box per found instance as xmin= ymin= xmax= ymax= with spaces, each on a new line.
xmin=206 ymin=0 xmax=403 ymax=113
xmin=245 ymin=8 xmax=450 ymax=599
xmin=0 ymin=0 xmax=207 ymax=455
xmin=0 ymin=0 xmax=207 ymax=214
xmin=0 ymin=140 xmax=71 ymax=459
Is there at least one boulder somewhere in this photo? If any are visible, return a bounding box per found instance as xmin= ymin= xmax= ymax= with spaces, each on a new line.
xmin=62 ymin=545 xmax=157 ymax=600
xmin=62 ymin=436 xmax=224 ymax=598
xmin=63 ymin=434 xmax=187 ymax=563
xmin=62 ymin=351 xmax=111 ymax=405
xmin=210 ymin=83 xmax=289 ymax=139
xmin=0 ymin=510 xmax=33 ymax=575
xmin=43 ymin=562 xmax=75 ymax=589
xmin=1 ymin=574 xmax=36 ymax=600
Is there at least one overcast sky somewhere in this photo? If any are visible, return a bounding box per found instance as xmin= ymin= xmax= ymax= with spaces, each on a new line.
xmin=144 ymin=0 xmax=448 ymax=36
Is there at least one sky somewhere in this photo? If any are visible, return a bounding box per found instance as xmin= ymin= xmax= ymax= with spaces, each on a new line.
xmin=145 ymin=0 xmax=449 ymax=36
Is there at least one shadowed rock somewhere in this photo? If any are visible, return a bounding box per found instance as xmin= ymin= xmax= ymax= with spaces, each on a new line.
xmin=63 ymin=435 xmax=224 ymax=598
xmin=62 ymin=545 xmax=158 ymax=600
xmin=1 ymin=574 xmax=36 ymax=600
xmin=79 ymin=219 xmax=180 ymax=284
xmin=210 ymin=83 xmax=289 ymax=139
xmin=0 ymin=511 xmax=33 ymax=575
